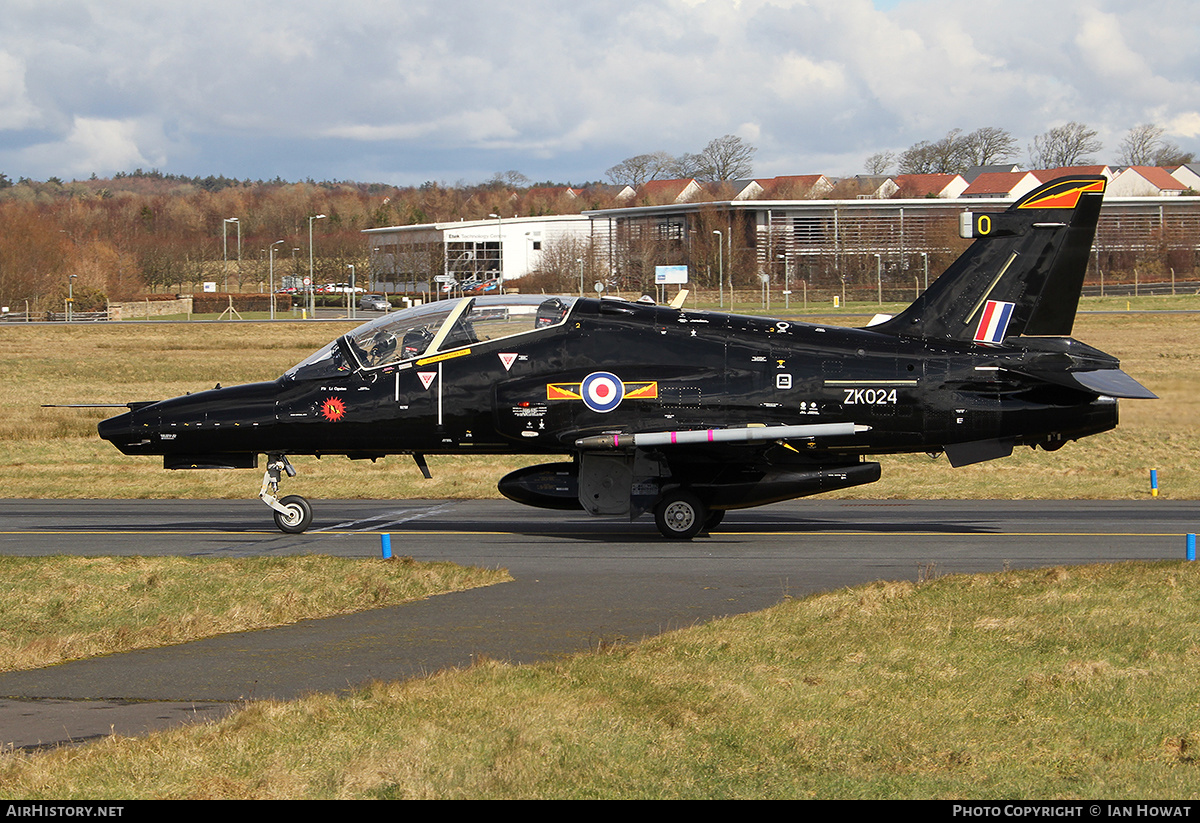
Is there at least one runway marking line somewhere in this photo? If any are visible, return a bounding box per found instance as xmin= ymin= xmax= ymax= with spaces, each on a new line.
xmin=0 ymin=530 xmax=1185 ymax=538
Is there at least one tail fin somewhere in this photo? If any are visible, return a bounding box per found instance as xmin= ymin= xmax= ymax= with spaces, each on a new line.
xmin=873 ymin=176 xmax=1106 ymax=342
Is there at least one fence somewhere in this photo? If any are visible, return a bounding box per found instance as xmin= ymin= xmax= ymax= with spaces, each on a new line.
xmin=2 ymin=310 xmax=110 ymax=322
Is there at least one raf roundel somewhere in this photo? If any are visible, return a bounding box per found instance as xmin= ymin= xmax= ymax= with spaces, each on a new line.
xmin=580 ymin=371 xmax=625 ymax=413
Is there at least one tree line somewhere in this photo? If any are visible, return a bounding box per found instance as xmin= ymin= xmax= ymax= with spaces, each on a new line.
xmin=0 ymin=172 xmax=637 ymax=313
xmin=869 ymin=122 xmax=1193 ymax=175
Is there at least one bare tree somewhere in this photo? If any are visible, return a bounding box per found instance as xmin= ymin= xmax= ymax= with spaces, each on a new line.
xmin=1029 ymin=122 xmax=1102 ymax=168
xmin=961 ymin=127 xmax=1019 ymax=166
xmin=1155 ymin=144 xmax=1195 ymax=167
xmin=526 ymin=233 xmax=597 ymax=293
xmin=864 ymin=150 xmax=895 ymax=175
xmin=1118 ymin=123 xmax=1194 ymax=167
xmin=1118 ymin=124 xmax=1164 ymax=166
xmin=697 ymin=135 xmax=756 ymax=182
xmin=671 ymin=152 xmax=714 ymax=180
xmin=898 ymin=130 xmax=970 ymax=174
xmin=489 ymin=170 xmax=530 ymax=188
xmin=897 ymin=141 xmax=937 ymax=174
xmin=605 ymin=151 xmax=677 ymax=186
xmin=606 ymin=135 xmax=757 ymax=186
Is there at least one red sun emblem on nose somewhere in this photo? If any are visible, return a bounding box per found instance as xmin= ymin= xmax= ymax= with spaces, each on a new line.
xmin=321 ymin=397 xmax=346 ymax=422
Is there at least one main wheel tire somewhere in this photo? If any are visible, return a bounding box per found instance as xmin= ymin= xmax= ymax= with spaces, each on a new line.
xmin=273 ymin=494 xmax=313 ymax=534
xmin=654 ymin=490 xmax=706 ymax=540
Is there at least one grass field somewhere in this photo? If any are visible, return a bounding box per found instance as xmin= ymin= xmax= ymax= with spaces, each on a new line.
xmin=2 ymin=560 xmax=1198 ymax=799
xmin=0 ymin=556 xmax=509 ymax=672
xmin=2 ymin=297 xmax=1197 ymax=501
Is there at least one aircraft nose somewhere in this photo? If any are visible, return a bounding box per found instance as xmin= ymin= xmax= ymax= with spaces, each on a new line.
xmin=98 ymin=408 xmax=138 ymax=450
xmin=97 ymin=405 xmax=159 ymax=454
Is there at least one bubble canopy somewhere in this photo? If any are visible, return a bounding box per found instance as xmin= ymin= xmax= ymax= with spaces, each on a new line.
xmin=283 ymin=295 xmax=577 ymax=381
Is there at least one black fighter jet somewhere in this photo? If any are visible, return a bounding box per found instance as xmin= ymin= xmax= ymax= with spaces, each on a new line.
xmin=99 ymin=176 xmax=1154 ymax=538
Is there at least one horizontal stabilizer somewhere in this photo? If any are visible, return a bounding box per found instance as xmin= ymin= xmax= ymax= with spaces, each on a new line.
xmin=945 ymin=438 xmax=1015 ymax=468
xmin=1065 ymin=369 xmax=1157 ymax=399
xmin=1009 ymin=367 xmax=1158 ymax=399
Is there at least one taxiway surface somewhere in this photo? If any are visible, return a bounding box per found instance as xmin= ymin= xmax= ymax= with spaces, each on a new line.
xmin=0 ymin=498 xmax=1192 ymax=750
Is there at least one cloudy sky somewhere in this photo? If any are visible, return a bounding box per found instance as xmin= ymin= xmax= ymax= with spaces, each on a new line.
xmin=2 ymin=0 xmax=1198 ymax=185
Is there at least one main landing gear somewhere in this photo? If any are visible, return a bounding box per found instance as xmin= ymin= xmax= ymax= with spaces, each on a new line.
xmin=652 ymin=489 xmax=724 ymax=540
xmin=260 ymin=453 xmax=313 ymax=534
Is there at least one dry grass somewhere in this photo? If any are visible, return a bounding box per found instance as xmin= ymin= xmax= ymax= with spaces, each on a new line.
xmin=3 ymin=559 xmax=1198 ymax=798
xmin=0 ymin=555 xmax=510 ymax=672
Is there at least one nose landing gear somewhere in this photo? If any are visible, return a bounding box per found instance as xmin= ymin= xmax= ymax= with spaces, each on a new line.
xmin=260 ymin=453 xmax=313 ymax=534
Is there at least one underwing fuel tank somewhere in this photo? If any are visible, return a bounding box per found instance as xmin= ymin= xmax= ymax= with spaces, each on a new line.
xmin=497 ymin=463 xmax=583 ymax=510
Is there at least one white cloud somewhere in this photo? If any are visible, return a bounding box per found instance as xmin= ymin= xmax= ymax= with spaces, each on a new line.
xmin=1 ymin=0 xmax=1199 ymax=182
xmin=1167 ymin=112 xmax=1200 ymax=139
xmin=0 ymin=51 xmax=39 ymax=129
xmin=15 ymin=117 xmax=165 ymax=178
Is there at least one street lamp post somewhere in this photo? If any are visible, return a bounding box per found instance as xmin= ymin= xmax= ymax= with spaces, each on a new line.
xmin=577 ymin=258 xmax=584 ymax=297
xmin=777 ymin=253 xmax=792 ymax=310
xmin=223 ymin=218 xmax=240 ymax=292
xmin=269 ymin=240 xmax=284 ymax=320
xmin=713 ymin=230 xmax=723 ymax=308
xmin=308 ymin=214 xmax=326 ymax=318
xmin=488 ymin=213 xmax=503 ymax=291
xmin=716 ymin=229 xmax=732 ymax=312
xmin=785 ymin=256 xmax=792 ymax=310
xmin=921 ymin=251 xmax=928 ymax=292
xmin=67 ymin=274 xmax=77 ymax=322
xmin=347 ymin=264 xmax=356 ymax=320
xmin=875 ymin=253 xmax=882 ymax=305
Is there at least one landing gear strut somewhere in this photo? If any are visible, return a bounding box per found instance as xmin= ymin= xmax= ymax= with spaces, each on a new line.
xmin=260 ymin=453 xmax=312 ymax=534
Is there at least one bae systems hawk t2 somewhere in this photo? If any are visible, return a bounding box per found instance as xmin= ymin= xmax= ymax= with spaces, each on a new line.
xmin=99 ymin=176 xmax=1154 ymax=538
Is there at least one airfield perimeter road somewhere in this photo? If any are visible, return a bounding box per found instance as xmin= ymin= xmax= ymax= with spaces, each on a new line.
xmin=0 ymin=497 xmax=1195 ymax=750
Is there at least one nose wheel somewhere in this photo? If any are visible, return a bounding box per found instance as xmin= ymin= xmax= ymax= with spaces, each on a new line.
xmin=260 ymin=454 xmax=313 ymax=534
xmin=273 ymin=495 xmax=313 ymax=534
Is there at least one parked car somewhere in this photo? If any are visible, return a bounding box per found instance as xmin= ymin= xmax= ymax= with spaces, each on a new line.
xmin=322 ymin=283 xmax=365 ymax=294
xmin=359 ymin=294 xmax=390 ymax=312
xmin=464 ymin=278 xmax=500 ymax=295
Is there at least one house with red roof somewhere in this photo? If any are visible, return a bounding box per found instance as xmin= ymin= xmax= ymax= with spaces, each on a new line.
xmin=749 ymin=175 xmax=834 ymax=200
xmin=637 ymin=178 xmax=704 ymax=205
xmin=892 ymin=173 xmax=968 ymax=198
xmin=961 ymin=171 xmax=1041 ymax=199
xmin=1030 ymin=166 xmax=1113 ymax=183
xmin=1108 ymin=166 xmax=1188 ymax=197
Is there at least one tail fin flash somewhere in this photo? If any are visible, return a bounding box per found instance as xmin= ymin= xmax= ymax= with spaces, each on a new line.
xmin=874 ymin=176 xmax=1106 ymax=342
